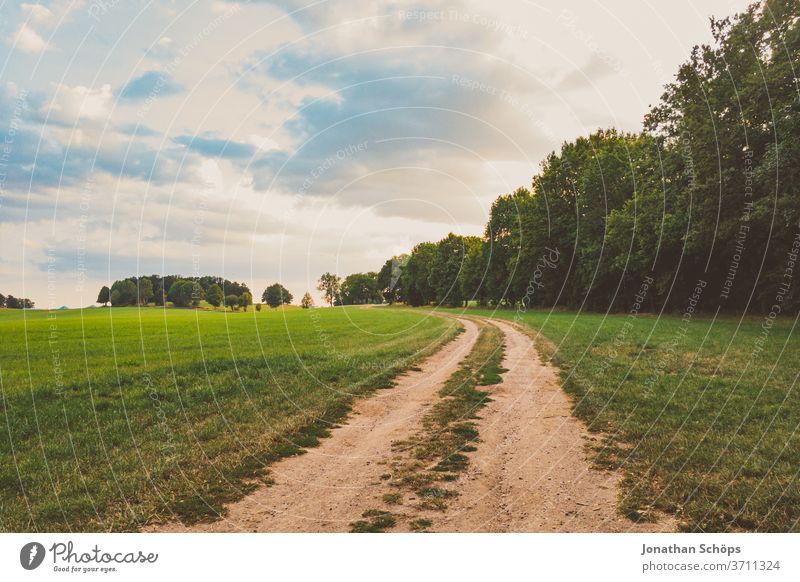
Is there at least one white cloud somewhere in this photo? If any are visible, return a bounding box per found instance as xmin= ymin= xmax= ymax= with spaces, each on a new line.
xmin=13 ymin=23 xmax=49 ymax=54
xmin=43 ymin=83 xmax=113 ymax=126
xmin=20 ymin=3 xmax=55 ymax=24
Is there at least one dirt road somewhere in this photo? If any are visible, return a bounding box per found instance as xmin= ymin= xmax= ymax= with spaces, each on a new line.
xmin=430 ymin=319 xmax=674 ymax=532
xmin=152 ymin=315 xmax=673 ymax=532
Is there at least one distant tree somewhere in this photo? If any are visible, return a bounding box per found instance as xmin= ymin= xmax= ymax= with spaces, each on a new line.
xmin=5 ymin=295 xmax=19 ymax=309
xmin=22 ymin=298 xmax=34 ymax=309
xmin=109 ymin=290 xmax=121 ymax=307
xmin=168 ymin=280 xmax=204 ymax=307
xmin=111 ymin=279 xmax=137 ymax=306
xmin=225 ymin=294 xmax=239 ymax=311
xmin=262 ymin=283 xmax=293 ymax=308
xmin=206 ymin=283 xmax=224 ymax=307
xmin=429 ymin=233 xmax=469 ymax=307
xmin=460 ymin=237 xmax=487 ymax=306
xmin=222 ymin=280 xmax=250 ymax=297
xmin=301 ymin=292 xmax=314 ymax=309
xmin=97 ymin=286 xmax=110 ymax=306
xmin=240 ymin=291 xmax=253 ymax=311
xmin=136 ymin=277 xmax=154 ymax=306
xmin=377 ymin=255 xmax=408 ymax=304
xmin=316 ymin=272 xmax=341 ymax=307
xmin=402 ymin=242 xmax=437 ymax=306
xmin=0 ymin=293 xmax=5 ymax=308
xmin=340 ymin=272 xmax=382 ymax=305
xmin=255 ymin=303 xmax=262 ymax=312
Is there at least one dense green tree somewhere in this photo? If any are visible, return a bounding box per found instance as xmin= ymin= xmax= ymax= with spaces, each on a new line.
xmin=168 ymin=280 xmax=204 ymax=307
xmin=340 ymin=272 xmax=382 ymax=305
xmin=206 ymin=284 xmax=224 ymax=307
xmin=644 ymin=0 xmax=800 ymax=312
xmin=110 ymin=279 xmax=137 ymax=306
xmin=460 ymin=237 xmax=487 ymax=306
xmin=3 ymin=295 xmax=33 ymax=309
xmin=136 ymin=277 xmax=154 ymax=306
xmin=262 ymin=283 xmax=293 ymax=308
xmin=96 ymin=286 xmax=110 ymax=306
xmin=225 ymin=294 xmax=239 ymax=311
xmin=428 ymin=233 xmax=478 ymax=307
xmin=240 ymin=291 xmax=253 ymax=311
xmin=483 ymin=191 xmax=523 ymax=305
xmin=402 ymin=242 xmax=436 ymax=306
xmin=377 ymin=255 xmax=408 ymax=303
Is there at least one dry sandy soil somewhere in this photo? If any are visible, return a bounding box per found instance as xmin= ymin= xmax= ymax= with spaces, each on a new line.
xmin=151 ymin=315 xmax=673 ymax=533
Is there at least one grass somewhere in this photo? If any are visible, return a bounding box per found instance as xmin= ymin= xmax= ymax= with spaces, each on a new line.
xmin=0 ymin=306 xmax=457 ymax=532
xmin=349 ymin=509 xmax=398 ymax=533
xmin=461 ymin=307 xmax=800 ymax=532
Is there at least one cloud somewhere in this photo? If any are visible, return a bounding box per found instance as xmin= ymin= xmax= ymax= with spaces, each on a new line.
xmin=245 ymin=46 xmax=548 ymax=213
xmin=116 ymin=123 xmax=160 ymax=137
xmin=117 ymin=71 xmax=183 ymax=101
xmin=0 ymin=84 xmax=197 ymax=193
xmin=173 ymin=134 xmax=258 ymax=159
xmin=20 ymin=3 xmax=54 ymax=24
xmin=42 ymin=83 xmax=113 ymax=126
xmin=13 ymin=23 xmax=49 ymax=53
xmin=556 ymin=53 xmax=619 ymax=92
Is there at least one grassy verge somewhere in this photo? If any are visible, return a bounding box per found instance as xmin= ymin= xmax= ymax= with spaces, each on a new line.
xmin=352 ymin=322 xmax=505 ymax=532
xmin=460 ymin=308 xmax=800 ymax=532
xmin=0 ymin=306 xmax=458 ymax=532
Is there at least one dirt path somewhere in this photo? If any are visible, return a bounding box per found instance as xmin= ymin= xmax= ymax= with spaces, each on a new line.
xmin=153 ymin=318 xmax=480 ymax=532
xmin=430 ymin=318 xmax=674 ymax=532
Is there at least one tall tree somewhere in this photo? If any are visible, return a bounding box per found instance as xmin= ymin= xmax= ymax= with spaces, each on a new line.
xmin=460 ymin=237 xmax=487 ymax=306
xmin=96 ymin=286 xmax=110 ymax=307
xmin=206 ymin=283 xmax=224 ymax=307
xmin=136 ymin=277 xmax=154 ymax=306
xmin=428 ymin=233 xmax=475 ymax=307
xmin=316 ymin=273 xmax=341 ymax=306
xmin=377 ymin=254 xmax=408 ymax=304
xmin=239 ymin=291 xmax=253 ymax=311
xmin=402 ymin=242 xmax=436 ymax=306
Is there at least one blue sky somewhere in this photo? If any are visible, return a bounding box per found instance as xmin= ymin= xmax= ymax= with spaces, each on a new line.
xmin=0 ymin=0 xmax=752 ymax=307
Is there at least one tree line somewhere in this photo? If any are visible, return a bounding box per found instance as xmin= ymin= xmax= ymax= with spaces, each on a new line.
xmin=357 ymin=1 xmax=799 ymax=314
xmin=97 ymin=275 xmax=252 ymax=309
xmin=0 ymin=293 xmax=35 ymax=309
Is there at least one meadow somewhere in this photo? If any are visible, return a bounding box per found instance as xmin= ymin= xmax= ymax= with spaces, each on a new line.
xmin=0 ymin=306 xmax=457 ymax=532
xmin=464 ymin=307 xmax=800 ymax=532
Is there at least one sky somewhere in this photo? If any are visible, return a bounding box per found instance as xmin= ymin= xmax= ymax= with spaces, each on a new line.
xmin=0 ymin=0 xmax=753 ymax=308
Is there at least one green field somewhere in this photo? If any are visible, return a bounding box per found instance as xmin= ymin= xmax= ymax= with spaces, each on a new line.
xmin=463 ymin=307 xmax=800 ymax=532
xmin=0 ymin=306 xmax=457 ymax=532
